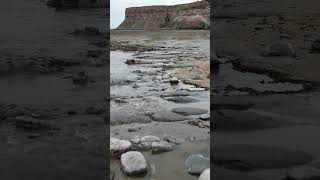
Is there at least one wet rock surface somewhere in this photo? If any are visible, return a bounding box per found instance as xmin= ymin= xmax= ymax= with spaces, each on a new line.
xmin=185 ymin=154 xmax=210 ymax=175
xmin=110 ymin=138 xmax=132 ymax=157
xmin=213 ymin=0 xmax=320 ymax=179
xmin=214 ymin=144 xmax=314 ymax=171
xmin=0 ymin=1 xmax=107 ymax=179
xmin=163 ymin=96 xmax=200 ymax=103
xmin=172 ymin=107 xmax=208 ymax=116
xmin=110 ymin=110 xmax=152 ymax=125
xmin=110 ymin=30 xmax=210 ymax=179
xmin=152 ymin=110 xmax=192 ymax=122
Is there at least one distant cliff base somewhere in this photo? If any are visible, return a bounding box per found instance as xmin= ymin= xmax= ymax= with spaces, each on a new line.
xmin=117 ymin=1 xmax=210 ymax=30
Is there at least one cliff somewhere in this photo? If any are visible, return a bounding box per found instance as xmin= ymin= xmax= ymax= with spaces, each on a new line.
xmin=117 ymin=1 xmax=210 ymax=30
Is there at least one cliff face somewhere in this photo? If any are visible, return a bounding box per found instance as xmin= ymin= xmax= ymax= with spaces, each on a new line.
xmin=117 ymin=1 xmax=210 ymax=30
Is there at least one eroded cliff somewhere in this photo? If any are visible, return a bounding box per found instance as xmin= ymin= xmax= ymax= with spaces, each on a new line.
xmin=117 ymin=1 xmax=210 ymax=30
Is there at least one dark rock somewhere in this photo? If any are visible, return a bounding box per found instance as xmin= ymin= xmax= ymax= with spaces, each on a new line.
xmin=169 ymin=78 xmax=179 ymax=84
xmin=85 ymin=106 xmax=104 ymax=115
xmin=164 ymin=96 xmax=200 ymax=103
xmin=188 ymin=119 xmax=210 ymax=128
xmin=160 ymin=92 xmax=190 ymax=98
xmin=74 ymin=26 xmax=101 ymax=36
xmin=213 ymin=166 xmax=264 ymax=180
xmin=114 ymin=98 xmax=128 ymax=104
xmin=72 ymin=70 xmax=89 ymax=85
xmin=214 ymin=144 xmax=314 ymax=171
xmin=172 ymin=107 xmax=208 ymax=116
xmin=284 ymin=166 xmax=320 ymax=180
xmin=132 ymin=84 xmax=139 ymax=89
xmin=12 ymin=116 xmax=55 ymax=131
xmin=310 ymin=38 xmax=320 ymax=53
xmin=86 ymin=50 xmax=102 ymax=58
xmin=214 ymin=110 xmax=286 ymax=131
xmin=263 ymin=41 xmax=296 ymax=57
xmin=152 ymin=111 xmax=191 ymax=122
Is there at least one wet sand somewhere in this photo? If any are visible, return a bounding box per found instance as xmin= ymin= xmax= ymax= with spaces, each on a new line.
xmin=212 ymin=0 xmax=320 ymax=179
xmin=0 ymin=0 xmax=108 ymax=179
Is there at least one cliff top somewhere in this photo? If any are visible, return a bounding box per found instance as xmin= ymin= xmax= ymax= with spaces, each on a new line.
xmin=125 ymin=1 xmax=209 ymax=12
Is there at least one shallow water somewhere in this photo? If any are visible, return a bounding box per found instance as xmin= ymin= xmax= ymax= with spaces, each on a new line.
xmin=110 ymin=50 xmax=210 ymax=112
xmin=0 ymin=0 xmax=106 ymax=58
xmin=0 ymin=0 xmax=107 ymax=108
xmin=111 ymin=139 xmax=209 ymax=180
xmin=0 ymin=67 xmax=106 ymax=109
xmin=110 ymin=49 xmax=210 ymax=179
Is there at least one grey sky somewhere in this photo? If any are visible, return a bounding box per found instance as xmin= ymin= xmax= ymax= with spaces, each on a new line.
xmin=110 ymin=0 xmax=198 ymax=29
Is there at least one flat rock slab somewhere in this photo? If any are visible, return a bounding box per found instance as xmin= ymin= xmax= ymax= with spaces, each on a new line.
xmin=164 ymin=96 xmax=200 ymax=103
xmin=172 ymin=107 xmax=208 ymax=116
xmin=152 ymin=111 xmax=191 ymax=122
xmin=214 ymin=144 xmax=314 ymax=171
xmin=110 ymin=138 xmax=132 ymax=157
xmin=110 ymin=110 xmax=151 ymax=125
xmin=130 ymin=135 xmax=174 ymax=153
xmin=121 ymin=151 xmax=148 ymax=176
xmin=213 ymin=166 xmax=263 ymax=180
xmin=213 ymin=110 xmax=286 ymax=131
xmin=185 ymin=154 xmax=210 ymax=175
xmin=286 ymin=166 xmax=320 ymax=180
xmin=160 ymin=92 xmax=190 ymax=97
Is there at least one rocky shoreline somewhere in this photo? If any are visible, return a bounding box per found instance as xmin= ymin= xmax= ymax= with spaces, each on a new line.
xmin=110 ymin=30 xmax=210 ymax=180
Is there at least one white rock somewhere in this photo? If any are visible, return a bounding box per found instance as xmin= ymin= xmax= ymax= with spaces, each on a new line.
xmin=151 ymin=141 xmax=174 ymax=153
xmin=141 ymin=135 xmax=161 ymax=142
xmin=121 ymin=151 xmax=148 ymax=176
xmin=199 ymin=169 xmax=210 ymax=180
xmin=140 ymin=135 xmax=161 ymax=149
xmin=110 ymin=138 xmax=132 ymax=157
xmin=200 ymin=114 xmax=210 ymax=121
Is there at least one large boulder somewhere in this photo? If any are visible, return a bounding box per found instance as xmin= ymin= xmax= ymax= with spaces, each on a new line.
xmin=120 ymin=151 xmax=148 ymax=176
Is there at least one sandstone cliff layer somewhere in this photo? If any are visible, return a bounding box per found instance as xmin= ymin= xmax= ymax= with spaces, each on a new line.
xmin=117 ymin=1 xmax=210 ymax=30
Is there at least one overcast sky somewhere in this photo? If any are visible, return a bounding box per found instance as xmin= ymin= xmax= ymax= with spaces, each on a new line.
xmin=110 ymin=0 xmax=198 ymax=29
